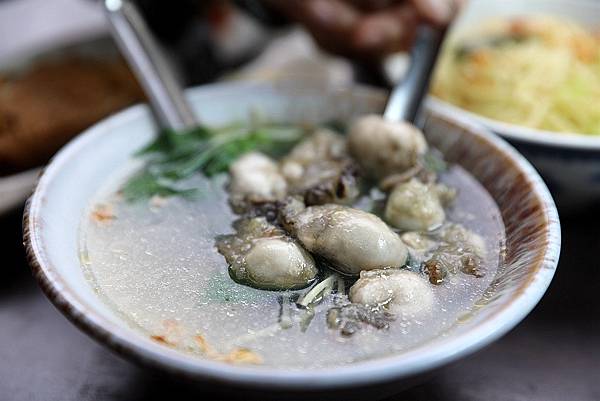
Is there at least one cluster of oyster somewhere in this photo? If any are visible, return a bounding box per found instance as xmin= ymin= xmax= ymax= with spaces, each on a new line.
xmin=216 ymin=114 xmax=485 ymax=326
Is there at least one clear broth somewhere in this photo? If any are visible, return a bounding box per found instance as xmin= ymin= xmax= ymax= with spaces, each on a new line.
xmin=80 ymin=164 xmax=505 ymax=368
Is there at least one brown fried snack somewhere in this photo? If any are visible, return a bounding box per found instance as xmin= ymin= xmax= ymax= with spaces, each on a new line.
xmin=0 ymin=58 xmax=143 ymax=174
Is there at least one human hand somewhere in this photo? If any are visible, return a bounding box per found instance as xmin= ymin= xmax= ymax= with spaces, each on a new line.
xmin=263 ymin=0 xmax=463 ymax=61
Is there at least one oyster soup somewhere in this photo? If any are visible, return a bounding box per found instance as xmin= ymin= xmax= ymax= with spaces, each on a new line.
xmin=80 ymin=116 xmax=505 ymax=368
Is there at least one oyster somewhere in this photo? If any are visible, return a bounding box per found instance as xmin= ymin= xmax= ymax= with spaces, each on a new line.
xmin=348 ymin=115 xmax=428 ymax=179
xmin=216 ymin=217 xmax=317 ymax=290
xmin=423 ymin=223 xmax=488 ymax=283
xmin=384 ymin=179 xmax=447 ymax=232
xmin=228 ymin=152 xmax=287 ymax=214
xmin=280 ymin=129 xmax=360 ymax=205
xmin=327 ymin=302 xmax=395 ymax=336
xmin=349 ymin=269 xmax=435 ymax=316
xmin=280 ymin=199 xmax=408 ymax=275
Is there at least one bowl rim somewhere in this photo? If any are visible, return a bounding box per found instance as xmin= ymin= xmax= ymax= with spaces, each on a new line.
xmin=23 ymin=81 xmax=561 ymax=391
xmin=428 ymin=98 xmax=600 ymax=150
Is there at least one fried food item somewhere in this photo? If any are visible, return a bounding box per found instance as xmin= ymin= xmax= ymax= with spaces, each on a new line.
xmin=0 ymin=58 xmax=143 ymax=174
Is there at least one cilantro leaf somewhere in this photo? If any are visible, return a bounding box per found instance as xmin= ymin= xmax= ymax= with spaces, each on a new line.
xmin=123 ymin=123 xmax=304 ymax=202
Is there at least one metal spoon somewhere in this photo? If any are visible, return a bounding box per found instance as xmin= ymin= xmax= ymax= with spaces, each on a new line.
xmin=383 ymin=25 xmax=445 ymax=125
xmin=103 ymin=0 xmax=198 ymax=131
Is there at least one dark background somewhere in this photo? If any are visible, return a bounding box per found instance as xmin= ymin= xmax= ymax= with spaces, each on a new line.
xmin=1 ymin=204 xmax=599 ymax=401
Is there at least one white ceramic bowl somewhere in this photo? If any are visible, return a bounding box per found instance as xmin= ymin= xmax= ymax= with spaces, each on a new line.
xmin=429 ymin=0 xmax=600 ymax=210
xmin=24 ymin=81 xmax=560 ymax=396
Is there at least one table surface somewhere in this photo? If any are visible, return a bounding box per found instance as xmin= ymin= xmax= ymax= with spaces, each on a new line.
xmin=1 ymin=203 xmax=599 ymax=401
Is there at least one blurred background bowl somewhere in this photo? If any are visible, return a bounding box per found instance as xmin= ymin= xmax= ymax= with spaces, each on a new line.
xmin=0 ymin=34 xmax=121 ymax=215
xmin=428 ymin=0 xmax=600 ymax=210
xmin=0 ymin=0 xmax=110 ymax=216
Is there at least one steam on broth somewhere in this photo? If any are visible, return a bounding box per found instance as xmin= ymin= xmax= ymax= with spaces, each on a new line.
xmin=80 ymin=115 xmax=505 ymax=368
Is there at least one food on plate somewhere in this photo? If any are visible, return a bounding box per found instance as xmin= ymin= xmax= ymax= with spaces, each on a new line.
xmin=0 ymin=57 xmax=143 ymax=174
xmin=432 ymin=16 xmax=600 ymax=135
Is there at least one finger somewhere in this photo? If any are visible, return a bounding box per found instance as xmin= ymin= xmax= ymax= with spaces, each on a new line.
xmin=299 ymin=0 xmax=363 ymax=56
xmin=300 ymin=0 xmax=360 ymax=32
xmin=409 ymin=0 xmax=461 ymax=26
xmin=264 ymin=0 xmax=358 ymax=31
xmin=345 ymin=0 xmax=404 ymax=12
xmin=264 ymin=0 xmax=361 ymax=56
xmin=351 ymin=4 xmax=420 ymax=59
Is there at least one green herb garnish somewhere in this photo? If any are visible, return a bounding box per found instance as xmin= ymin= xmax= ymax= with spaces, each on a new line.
xmin=123 ymin=123 xmax=305 ymax=202
xmin=121 ymin=170 xmax=197 ymax=201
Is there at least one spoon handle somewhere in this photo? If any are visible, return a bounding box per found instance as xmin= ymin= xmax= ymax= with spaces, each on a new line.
xmin=103 ymin=0 xmax=198 ymax=131
xmin=383 ymin=25 xmax=445 ymax=124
